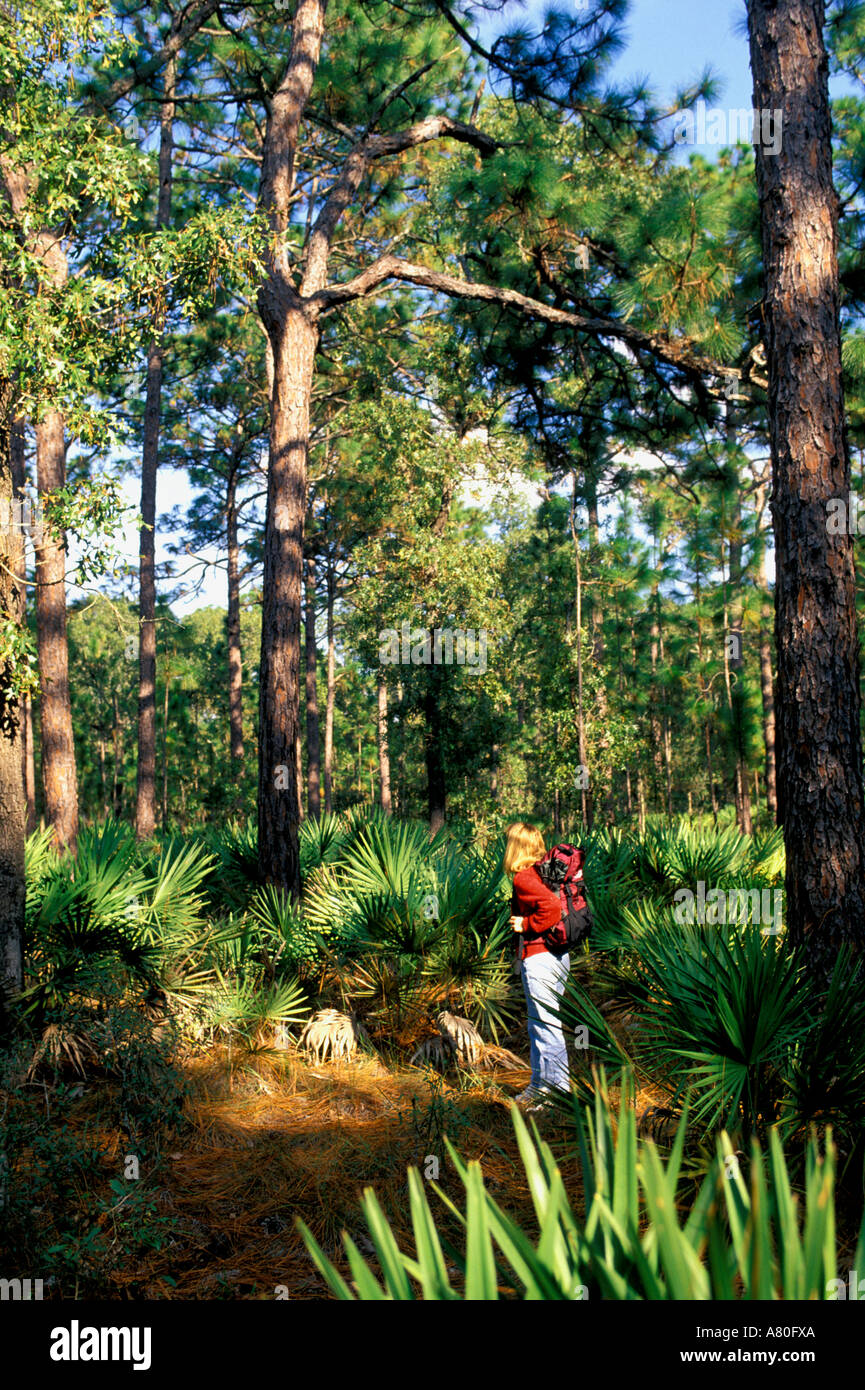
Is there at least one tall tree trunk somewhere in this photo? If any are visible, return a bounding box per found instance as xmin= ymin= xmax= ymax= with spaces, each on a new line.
xmin=226 ymin=459 xmax=244 ymax=763
xmin=748 ymin=0 xmax=865 ymax=967
xmin=34 ymin=408 xmax=78 ymax=849
xmin=112 ymin=690 xmax=123 ymax=820
xmin=161 ymin=672 xmax=170 ymax=824
xmin=257 ymin=307 xmax=317 ymax=891
xmin=255 ymin=0 xmax=328 ymax=894
xmin=305 ymin=553 xmax=321 ymax=816
xmin=2 ymin=165 xmax=77 ymax=855
xmin=9 ymin=419 xmax=34 ymax=836
xmin=424 ymin=662 xmax=447 ymax=833
xmin=324 ymin=556 xmax=335 ymax=814
xmin=23 ymin=692 xmax=36 ymax=834
xmin=0 ymin=383 xmax=26 ymax=1017
xmin=754 ymin=479 xmax=778 ymax=823
xmin=377 ymin=678 xmax=392 ymax=814
xmin=136 ymin=55 xmax=176 ymax=839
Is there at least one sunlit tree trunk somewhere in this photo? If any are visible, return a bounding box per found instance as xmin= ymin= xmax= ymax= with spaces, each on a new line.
xmin=161 ymin=673 xmax=170 ymax=824
xmin=305 ymin=553 xmax=321 ymax=816
xmin=255 ymin=0 xmax=328 ymax=894
xmin=9 ymin=419 xmax=34 ymax=836
xmin=377 ymin=678 xmax=391 ymax=814
xmin=35 ymin=406 xmax=78 ymax=849
xmin=0 ymin=383 xmax=26 ymax=1018
xmin=748 ymin=0 xmax=865 ymax=967
xmin=324 ymin=557 xmax=335 ymax=814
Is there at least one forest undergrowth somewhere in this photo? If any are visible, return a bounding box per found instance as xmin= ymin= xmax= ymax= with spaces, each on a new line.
xmin=2 ymin=811 xmax=864 ymax=1300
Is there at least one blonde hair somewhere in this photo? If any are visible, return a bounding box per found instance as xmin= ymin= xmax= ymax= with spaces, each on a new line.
xmin=503 ymin=822 xmax=546 ymax=878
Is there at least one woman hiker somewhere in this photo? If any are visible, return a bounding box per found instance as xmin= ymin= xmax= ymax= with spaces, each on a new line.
xmin=503 ymin=821 xmax=571 ymax=1110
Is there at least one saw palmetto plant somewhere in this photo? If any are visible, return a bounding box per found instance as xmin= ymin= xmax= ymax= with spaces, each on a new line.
xmin=558 ymin=906 xmax=865 ymax=1154
xmin=298 ymin=814 xmax=516 ymax=1044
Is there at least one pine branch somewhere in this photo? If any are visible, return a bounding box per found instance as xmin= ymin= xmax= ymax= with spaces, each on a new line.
xmin=301 ymin=116 xmax=497 ymax=295
xmin=312 ymin=254 xmax=740 ymax=386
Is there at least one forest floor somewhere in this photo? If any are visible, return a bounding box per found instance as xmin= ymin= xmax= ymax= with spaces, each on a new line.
xmin=105 ymin=1036 xmax=681 ymax=1299
xmin=109 ymin=1047 xmax=560 ymax=1299
xmin=10 ymin=1030 xmax=861 ymax=1298
xmin=26 ymin=1025 xmax=653 ymax=1299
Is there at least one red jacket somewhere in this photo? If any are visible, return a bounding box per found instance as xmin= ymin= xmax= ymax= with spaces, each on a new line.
xmin=512 ymin=865 xmax=563 ymax=960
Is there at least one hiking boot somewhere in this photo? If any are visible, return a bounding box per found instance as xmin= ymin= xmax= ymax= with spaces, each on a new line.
xmin=525 ymin=1096 xmax=554 ymax=1115
xmin=513 ymin=1087 xmax=539 ymax=1107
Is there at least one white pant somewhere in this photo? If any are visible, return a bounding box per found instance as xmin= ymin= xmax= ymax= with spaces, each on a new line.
xmin=520 ymin=950 xmax=570 ymax=1094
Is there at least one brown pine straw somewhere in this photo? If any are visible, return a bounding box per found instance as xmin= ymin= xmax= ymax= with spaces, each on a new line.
xmin=91 ymin=1044 xmax=562 ymax=1299
xmin=5 ymin=1024 xmax=691 ymax=1300
xmin=11 ymin=1042 xmax=858 ymax=1299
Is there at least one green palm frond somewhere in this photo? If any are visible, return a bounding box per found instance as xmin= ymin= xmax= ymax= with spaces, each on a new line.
xmin=338 ymin=821 xmax=438 ymax=899
xmin=300 ymin=1071 xmax=850 ymax=1301
xmin=299 ymin=813 xmax=350 ymax=874
xmin=137 ymin=839 xmax=215 ymax=945
xmin=634 ymin=926 xmax=812 ymax=1135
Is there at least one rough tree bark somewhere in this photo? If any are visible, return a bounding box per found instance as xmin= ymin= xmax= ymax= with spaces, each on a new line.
xmin=377 ymin=678 xmax=392 ymax=815
xmin=9 ymin=418 xmax=34 ymax=834
xmin=304 ymin=553 xmax=321 ymax=816
xmin=136 ymin=54 xmax=176 ymax=839
xmin=324 ymin=555 xmax=335 ymax=814
xmin=34 ymin=404 xmax=78 ymax=849
xmin=255 ymin=0 xmax=327 ymax=894
xmin=748 ymin=0 xmax=865 ymax=967
xmin=0 ymin=382 xmax=26 ymax=1019
xmin=226 ymin=456 xmax=244 ymax=764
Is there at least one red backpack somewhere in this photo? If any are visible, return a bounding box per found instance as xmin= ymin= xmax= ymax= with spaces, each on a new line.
xmin=535 ymin=843 xmax=593 ymax=954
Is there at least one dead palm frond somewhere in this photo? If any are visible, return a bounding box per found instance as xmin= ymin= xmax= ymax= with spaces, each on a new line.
xmin=298 ymin=1009 xmax=368 ymax=1064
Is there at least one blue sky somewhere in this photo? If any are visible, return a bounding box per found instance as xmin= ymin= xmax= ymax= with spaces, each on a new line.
xmin=603 ymin=0 xmax=753 ymax=111
xmin=89 ymin=2 xmax=764 ymax=616
xmin=488 ymin=0 xmax=754 ymax=113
